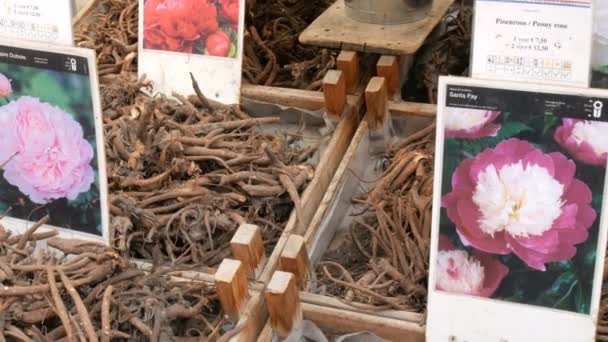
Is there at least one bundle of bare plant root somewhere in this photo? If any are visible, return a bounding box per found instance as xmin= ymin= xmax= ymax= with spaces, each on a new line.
xmin=75 ymin=0 xmax=138 ymax=83
xmin=315 ymin=123 xmax=435 ymax=313
xmin=0 ymin=218 xmax=225 ymax=341
xmin=106 ymin=76 xmax=314 ymax=266
xmin=244 ymin=0 xmax=337 ymax=90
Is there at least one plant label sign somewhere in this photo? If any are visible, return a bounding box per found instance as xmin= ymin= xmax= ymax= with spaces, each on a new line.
xmin=427 ymin=76 xmax=608 ymax=341
xmin=0 ymin=0 xmax=74 ymax=46
xmin=471 ymin=0 xmax=592 ymax=87
xmin=138 ymin=0 xmax=245 ymax=105
xmin=0 ymin=41 xmax=109 ymax=245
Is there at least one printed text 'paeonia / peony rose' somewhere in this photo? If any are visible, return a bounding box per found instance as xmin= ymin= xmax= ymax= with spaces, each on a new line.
xmin=0 ymin=96 xmax=95 ymax=204
xmin=442 ymin=138 xmax=596 ymax=271
xmin=435 ymin=235 xmax=508 ymax=297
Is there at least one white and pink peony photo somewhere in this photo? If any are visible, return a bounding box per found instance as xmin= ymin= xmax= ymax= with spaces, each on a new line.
xmin=436 ymin=234 xmax=508 ymax=297
xmin=442 ymin=138 xmax=596 ymax=271
xmin=554 ymin=118 xmax=608 ymax=167
xmin=445 ymin=108 xmax=501 ymax=139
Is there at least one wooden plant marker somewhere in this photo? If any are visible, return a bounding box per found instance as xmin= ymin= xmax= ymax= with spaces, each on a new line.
xmin=299 ymin=0 xmax=454 ymax=56
xmin=337 ymin=51 xmax=360 ymax=94
xmin=376 ymin=56 xmax=400 ymax=100
xmin=265 ymin=271 xmax=302 ymax=339
xmin=231 ymin=223 xmax=266 ymax=279
xmin=279 ymin=235 xmax=310 ymax=289
xmin=215 ymin=259 xmax=249 ymax=321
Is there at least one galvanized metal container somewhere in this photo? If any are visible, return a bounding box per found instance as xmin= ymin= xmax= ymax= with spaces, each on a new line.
xmin=344 ymin=0 xmax=433 ymax=25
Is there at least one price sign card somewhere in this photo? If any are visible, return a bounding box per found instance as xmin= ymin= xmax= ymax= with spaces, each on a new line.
xmin=138 ymin=0 xmax=245 ymax=104
xmin=0 ymin=0 xmax=74 ymax=46
xmin=0 ymin=41 xmax=109 ymax=244
xmin=471 ymin=0 xmax=592 ymax=87
xmin=428 ymin=76 xmax=608 ymax=341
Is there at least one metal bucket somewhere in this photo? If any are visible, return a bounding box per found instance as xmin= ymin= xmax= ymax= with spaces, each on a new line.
xmin=344 ymin=0 xmax=433 ymax=25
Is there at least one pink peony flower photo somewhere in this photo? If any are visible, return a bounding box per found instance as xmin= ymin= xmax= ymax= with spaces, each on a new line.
xmin=437 ymin=107 xmax=604 ymax=314
xmin=0 ymin=64 xmax=102 ymax=237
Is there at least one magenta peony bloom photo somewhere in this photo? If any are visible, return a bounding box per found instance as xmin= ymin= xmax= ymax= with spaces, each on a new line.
xmin=0 ymin=96 xmax=95 ymax=204
xmin=0 ymin=73 xmax=12 ymax=97
xmin=436 ymin=235 xmax=509 ymax=297
xmin=442 ymin=138 xmax=596 ymax=271
xmin=445 ymin=108 xmax=501 ymax=139
xmin=554 ymin=118 xmax=608 ymax=167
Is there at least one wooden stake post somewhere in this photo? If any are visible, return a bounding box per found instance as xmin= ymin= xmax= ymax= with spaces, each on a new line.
xmin=337 ymin=51 xmax=360 ymax=94
xmin=365 ymin=77 xmax=393 ymax=153
xmin=231 ymin=224 xmax=267 ymax=279
xmin=215 ymin=259 xmax=249 ymax=322
xmin=376 ymin=56 xmax=400 ymax=100
xmin=279 ymin=235 xmax=310 ymax=289
xmin=265 ymin=271 xmax=303 ymax=339
xmin=323 ymin=70 xmax=347 ymax=118
xmin=365 ymin=77 xmax=389 ymax=131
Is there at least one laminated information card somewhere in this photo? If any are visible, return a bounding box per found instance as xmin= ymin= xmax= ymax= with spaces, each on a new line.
xmin=0 ymin=41 xmax=109 ymax=244
xmin=138 ymin=0 xmax=245 ymax=104
xmin=0 ymin=0 xmax=74 ymax=46
xmin=471 ymin=0 xmax=593 ymax=87
xmin=428 ymin=76 xmax=608 ymax=341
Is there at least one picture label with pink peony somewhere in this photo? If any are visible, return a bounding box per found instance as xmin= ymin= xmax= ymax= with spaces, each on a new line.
xmin=138 ymin=0 xmax=245 ymax=104
xmin=428 ymin=76 xmax=608 ymax=342
xmin=0 ymin=0 xmax=74 ymax=46
xmin=471 ymin=0 xmax=592 ymax=87
xmin=0 ymin=42 xmax=108 ymax=244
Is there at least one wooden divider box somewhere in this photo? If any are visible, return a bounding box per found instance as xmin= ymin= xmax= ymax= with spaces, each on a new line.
xmin=255 ymin=86 xmax=436 ymax=341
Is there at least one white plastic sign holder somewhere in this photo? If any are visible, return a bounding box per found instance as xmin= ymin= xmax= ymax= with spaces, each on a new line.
xmin=138 ymin=0 xmax=246 ymax=105
xmin=0 ymin=40 xmax=109 ymax=245
xmin=471 ymin=0 xmax=593 ymax=87
xmin=0 ymin=0 xmax=74 ymax=46
xmin=427 ymin=75 xmax=608 ymax=341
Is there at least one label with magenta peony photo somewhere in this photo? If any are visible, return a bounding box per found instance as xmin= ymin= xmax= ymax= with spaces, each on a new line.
xmin=0 ymin=42 xmax=109 ymax=244
xmin=0 ymin=0 xmax=74 ymax=46
xmin=138 ymin=0 xmax=246 ymax=104
xmin=427 ymin=76 xmax=608 ymax=341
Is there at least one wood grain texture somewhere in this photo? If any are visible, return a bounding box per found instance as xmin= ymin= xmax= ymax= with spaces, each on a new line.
xmin=389 ymin=100 xmax=437 ymax=117
xmin=302 ymin=303 xmax=425 ymax=341
xmin=337 ymin=51 xmax=360 ymax=94
xmin=377 ymin=56 xmax=400 ymax=98
xmin=265 ymin=272 xmax=302 ymax=338
xmin=279 ymin=235 xmax=310 ymax=289
xmin=299 ymin=0 xmax=455 ymax=55
xmin=365 ymin=77 xmax=388 ymax=130
xmin=215 ymin=259 xmax=249 ymax=321
xmin=323 ymin=70 xmax=347 ymax=117
xmin=231 ymin=224 xmax=266 ymax=279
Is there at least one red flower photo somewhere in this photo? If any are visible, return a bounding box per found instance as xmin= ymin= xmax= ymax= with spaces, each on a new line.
xmin=143 ymin=0 xmax=240 ymax=58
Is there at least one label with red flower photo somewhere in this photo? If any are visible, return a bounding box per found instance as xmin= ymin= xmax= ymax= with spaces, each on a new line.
xmin=139 ymin=0 xmax=245 ymax=104
xmin=428 ymin=76 xmax=608 ymax=341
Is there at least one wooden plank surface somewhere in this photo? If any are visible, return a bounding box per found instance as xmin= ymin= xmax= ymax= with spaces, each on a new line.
xmin=255 ymin=106 xmax=436 ymax=341
xmin=302 ymin=303 xmax=425 ymax=342
xmin=300 ymin=0 xmax=454 ymax=56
